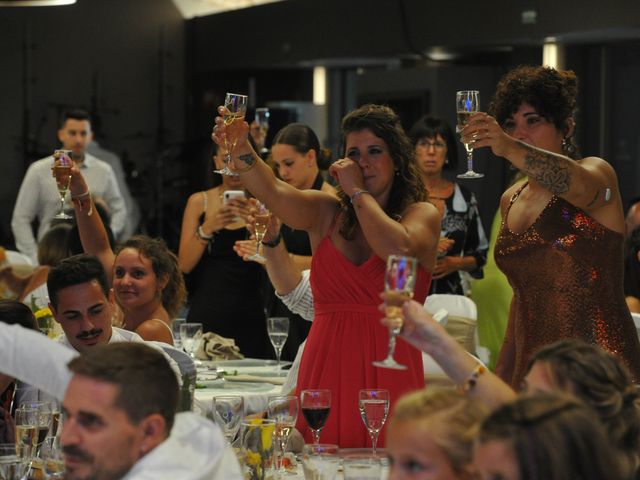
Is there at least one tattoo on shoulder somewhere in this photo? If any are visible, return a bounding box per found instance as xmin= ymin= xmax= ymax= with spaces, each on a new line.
xmin=238 ymin=153 xmax=255 ymax=165
xmin=523 ymin=145 xmax=571 ymax=195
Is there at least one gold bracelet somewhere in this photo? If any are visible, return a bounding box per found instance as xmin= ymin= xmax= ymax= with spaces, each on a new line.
xmin=459 ymin=364 xmax=486 ymax=393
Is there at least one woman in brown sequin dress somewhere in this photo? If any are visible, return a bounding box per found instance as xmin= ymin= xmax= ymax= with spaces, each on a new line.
xmin=460 ymin=65 xmax=640 ymax=387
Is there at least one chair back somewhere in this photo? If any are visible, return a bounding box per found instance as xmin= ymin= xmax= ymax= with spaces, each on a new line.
xmin=424 ymin=294 xmax=478 ymax=354
xmin=149 ymin=341 xmax=196 ymax=377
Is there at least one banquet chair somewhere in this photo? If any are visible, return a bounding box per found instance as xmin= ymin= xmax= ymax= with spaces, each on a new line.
xmin=422 ymin=294 xmax=488 ymax=387
xmin=149 ymin=341 xmax=196 ymax=378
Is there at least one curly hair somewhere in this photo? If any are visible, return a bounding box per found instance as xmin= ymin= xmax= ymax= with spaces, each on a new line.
xmin=116 ymin=236 xmax=186 ymax=319
xmin=337 ymin=104 xmax=426 ymax=239
xmin=488 ymin=65 xmax=580 ymax=159
xmin=527 ymin=339 xmax=640 ymax=477
xmin=390 ymin=388 xmax=487 ymax=474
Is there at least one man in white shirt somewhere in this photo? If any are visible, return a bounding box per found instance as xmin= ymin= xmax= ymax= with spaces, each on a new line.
xmin=0 ymin=325 xmax=242 ymax=479
xmin=11 ymin=109 xmax=127 ymax=263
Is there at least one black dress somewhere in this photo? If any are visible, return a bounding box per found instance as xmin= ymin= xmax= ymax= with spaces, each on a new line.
xmin=263 ymin=174 xmax=324 ymax=361
xmin=186 ymin=223 xmax=271 ymax=359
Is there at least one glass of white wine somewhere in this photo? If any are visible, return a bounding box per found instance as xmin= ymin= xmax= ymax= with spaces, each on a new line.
xmin=247 ymin=202 xmax=270 ymax=263
xmin=456 ymin=90 xmax=484 ymax=179
xmin=267 ymin=395 xmax=299 ymax=475
xmin=358 ymin=389 xmax=389 ymax=456
xmin=215 ymin=92 xmax=248 ymax=176
xmin=52 ymin=149 xmax=73 ymax=219
xmin=373 ymin=254 xmax=418 ymax=370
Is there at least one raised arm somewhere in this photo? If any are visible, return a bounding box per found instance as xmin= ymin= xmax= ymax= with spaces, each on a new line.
xmin=213 ymin=112 xmax=338 ymax=238
xmin=382 ymin=294 xmax=516 ymax=409
xmin=68 ymin=164 xmax=115 ymax=279
xmin=464 ymin=112 xmax=623 ymax=230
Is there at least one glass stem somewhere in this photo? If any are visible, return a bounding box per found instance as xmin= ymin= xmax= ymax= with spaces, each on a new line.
xmin=313 ymin=429 xmax=321 ymax=444
xmin=385 ymin=327 xmax=399 ymax=360
xmin=467 ymin=151 xmax=473 ymax=172
xmin=370 ymin=430 xmax=379 ymax=455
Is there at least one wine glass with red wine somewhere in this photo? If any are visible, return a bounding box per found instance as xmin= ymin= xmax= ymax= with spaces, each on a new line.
xmin=301 ymin=389 xmax=331 ymax=444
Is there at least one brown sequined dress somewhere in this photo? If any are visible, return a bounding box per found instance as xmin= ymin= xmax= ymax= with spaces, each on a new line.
xmin=495 ymin=183 xmax=640 ymax=387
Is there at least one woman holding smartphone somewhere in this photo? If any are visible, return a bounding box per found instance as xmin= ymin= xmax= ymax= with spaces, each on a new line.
xmin=178 ymin=143 xmax=271 ymax=358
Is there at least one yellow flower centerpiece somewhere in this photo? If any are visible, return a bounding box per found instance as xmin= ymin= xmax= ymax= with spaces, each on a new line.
xmin=241 ymin=418 xmax=275 ymax=480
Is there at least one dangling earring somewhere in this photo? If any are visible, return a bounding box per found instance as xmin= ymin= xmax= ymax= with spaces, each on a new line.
xmin=562 ymin=137 xmax=575 ymax=156
xmin=445 ymin=157 xmax=449 ymax=165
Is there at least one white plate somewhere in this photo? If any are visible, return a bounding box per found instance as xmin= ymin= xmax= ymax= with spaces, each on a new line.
xmin=196 ymin=379 xmax=274 ymax=392
xmin=211 ymin=359 xmax=292 ymax=368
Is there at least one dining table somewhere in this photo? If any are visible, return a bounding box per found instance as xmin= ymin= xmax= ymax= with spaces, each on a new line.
xmin=194 ymin=358 xmax=292 ymax=418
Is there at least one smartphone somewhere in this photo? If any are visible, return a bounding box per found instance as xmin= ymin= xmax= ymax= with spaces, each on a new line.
xmin=223 ymin=190 xmax=245 ymax=205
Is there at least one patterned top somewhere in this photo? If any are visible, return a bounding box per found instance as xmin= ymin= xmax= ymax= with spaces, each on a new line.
xmin=494 ymin=183 xmax=640 ymax=387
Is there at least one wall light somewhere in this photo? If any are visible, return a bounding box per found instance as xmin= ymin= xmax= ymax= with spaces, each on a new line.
xmin=543 ymin=39 xmax=565 ymax=69
xmin=313 ymin=66 xmax=326 ymax=106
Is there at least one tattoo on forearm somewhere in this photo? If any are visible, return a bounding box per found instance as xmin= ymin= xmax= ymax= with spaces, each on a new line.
xmin=522 ymin=145 xmax=571 ymax=195
xmin=586 ymin=190 xmax=600 ymax=208
xmin=238 ymin=153 xmax=255 ymax=165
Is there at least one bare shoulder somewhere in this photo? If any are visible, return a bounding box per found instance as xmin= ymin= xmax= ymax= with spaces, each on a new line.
xmin=135 ymin=319 xmax=173 ymax=343
xmin=577 ymin=156 xmax=618 ymax=181
xmin=500 ymin=182 xmax=523 ymax=217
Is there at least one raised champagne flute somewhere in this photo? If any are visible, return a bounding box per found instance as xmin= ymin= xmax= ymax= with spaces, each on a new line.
xmin=301 ymin=389 xmax=331 ymax=444
xmin=214 ymin=92 xmax=248 ymax=176
xmin=267 ymin=316 xmax=289 ymax=369
xmin=358 ymin=389 xmax=390 ymax=456
xmin=267 ymin=395 xmax=299 ymax=475
xmin=247 ymin=202 xmax=269 ymax=263
xmin=373 ymin=254 xmax=418 ymax=370
xmin=53 ymin=149 xmax=73 ymax=219
xmin=456 ymin=90 xmax=484 ymax=179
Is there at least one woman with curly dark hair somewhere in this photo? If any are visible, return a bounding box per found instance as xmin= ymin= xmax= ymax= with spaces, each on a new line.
xmin=213 ymin=103 xmax=440 ymax=447
xmin=461 ymin=65 xmax=640 ymax=388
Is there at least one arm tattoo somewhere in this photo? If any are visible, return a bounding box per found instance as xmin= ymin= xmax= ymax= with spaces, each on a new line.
xmin=522 ymin=144 xmax=571 ymax=195
xmin=238 ymin=153 xmax=255 ymax=165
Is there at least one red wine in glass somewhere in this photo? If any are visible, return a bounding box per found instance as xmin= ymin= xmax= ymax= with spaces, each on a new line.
xmin=301 ymin=389 xmax=331 ymax=444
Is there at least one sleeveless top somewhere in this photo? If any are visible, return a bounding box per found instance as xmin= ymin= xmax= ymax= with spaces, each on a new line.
xmin=185 ymin=191 xmax=269 ymax=358
xmin=494 ymin=183 xmax=640 ymax=386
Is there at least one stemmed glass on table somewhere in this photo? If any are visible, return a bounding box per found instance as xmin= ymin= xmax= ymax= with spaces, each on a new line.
xmin=0 ymin=443 xmax=28 ymax=480
xmin=301 ymin=389 xmax=331 ymax=445
xmin=19 ymin=401 xmax=53 ymax=458
xmin=40 ymin=436 xmax=64 ymax=479
xmin=14 ymin=407 xmax=38 ymax=461
xmin=358 ymin=389 xmax=390 ymax=455
xmin=212 ymin=396 xmax=245 ymax=447
xmin=267 ymin=316 xmax=289 ymax=369
xmin=52 ymin=149 xmax=73 ymax=219
xmin=247 ymin=202 xmax=270 ymax=263
xmin=267 ymin=395 xmax=299 ymax=476
xmin=373 ymin=254 xmax=418 ymax=370
xmin=214 ymin=92 xmax=249 ymax=176
xmin=180 ymin=322 xmax=203 ymax=363
xmin=456 ymin=90 xmax=484 ymax=179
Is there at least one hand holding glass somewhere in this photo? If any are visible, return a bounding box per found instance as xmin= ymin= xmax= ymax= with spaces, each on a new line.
xmin=373 ymin=254 xmax=418 ymax=370
xmin=456 ymin=90 xmax=484 ymax=179
xmin=247 ymin=202 xmax=269 ymax=263
xmin=53 ymin=149 xmax=73 ymax=219
xmin=215 ymin=92 xmax=248 ymax=176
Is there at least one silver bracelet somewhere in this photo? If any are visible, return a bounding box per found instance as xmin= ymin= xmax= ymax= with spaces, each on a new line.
xmin=197 ymin=225 xmax=214 ymax=241
xmin=350 ymin=189 xmax=371 ymax=204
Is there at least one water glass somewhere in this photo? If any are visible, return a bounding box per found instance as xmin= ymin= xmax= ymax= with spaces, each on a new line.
xmin=267 ymin=317 xmax=289 ymax=369
xmin=301 ymin=444 xmax=339 ymax=480
xmin=343 ymin=453 xmax=382 ymax=480
xmin=172 ymin=318 xmax=186 ymax=349
xmin=213 ymin=396 xmax=244 ymax=445
xmin=40 ymin=436 xmax=64 ymax=479
xmin=0 ymin=444 xmax=27 ymax=480
xmin=358 ymin=389 xmax=389 ymax=455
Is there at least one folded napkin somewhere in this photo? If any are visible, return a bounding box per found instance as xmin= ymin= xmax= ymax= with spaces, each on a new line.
xmin=195 ymin=332 xmax=244 ymax=361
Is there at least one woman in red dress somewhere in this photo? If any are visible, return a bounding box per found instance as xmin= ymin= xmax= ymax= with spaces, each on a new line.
xmin=214 ymin=104 xmax=440 ymax=447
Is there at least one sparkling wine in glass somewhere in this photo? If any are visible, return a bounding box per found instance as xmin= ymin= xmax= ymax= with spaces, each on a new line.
xmin=267 ymin=316 xmax=289 ymax=369
xmin=14 ymin=407 xmax=38 ymax=461
xmin=301 ymin=389 xmax=331 ymax=445
xmin=456 ymin=90 xmax=484 ymax=179
xmin=212 ymin=396 xmax=244 ymax=446
xmin=358 ymin=389 xmax=390 ymax=455
xmin=373 ymin=254 xmax=418 ymax=370
xmin=247 ymin=202 xmax=269 ymax=263
xmin=215 ymin=92 xmax=248 ymax=176
xmin=53 ymin=149 xmax=73 ymax=219
xmin=267 ymin=395 xmax=298 ymax=474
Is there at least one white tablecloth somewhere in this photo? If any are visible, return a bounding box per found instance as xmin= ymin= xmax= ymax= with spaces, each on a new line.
xmin=194 ymin=358 xmax=291 ymax=417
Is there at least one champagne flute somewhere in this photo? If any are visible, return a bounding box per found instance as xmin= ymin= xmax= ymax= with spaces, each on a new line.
xmin=373 ymin=254 xmax=418 ymax=370
xmin=456 ymin=90 xmax=484 ymax=179
xmin=19 ymin=401 xmax=52 ymax=457
xmin=14 ymin=407 xmax=38 ymax=460
xmin=52 ymin=149 xmax=73 ymax=219
xmin=358 ymin=389 xmax=390 ymax=456
xmin=267 ymin=395 xmax=298 ymax=475
xmin=214 ymin=92 xmax=248 ymax=176
xmin=301 ymin=389 xmax=331 ymax=444
xmin=266 ymin=316 xmax=289 ymax=369
xmin=212 ymin=396 xmax=245 ymax=446
xmin=247 ymin=202 xmax=270 ymax=262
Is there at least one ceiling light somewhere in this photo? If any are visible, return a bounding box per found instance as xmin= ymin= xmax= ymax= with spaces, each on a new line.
xmin=171 ymin=0 xmax=285 ymax=19
xmin=0 ymin=0 xmax=75 ymax=5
